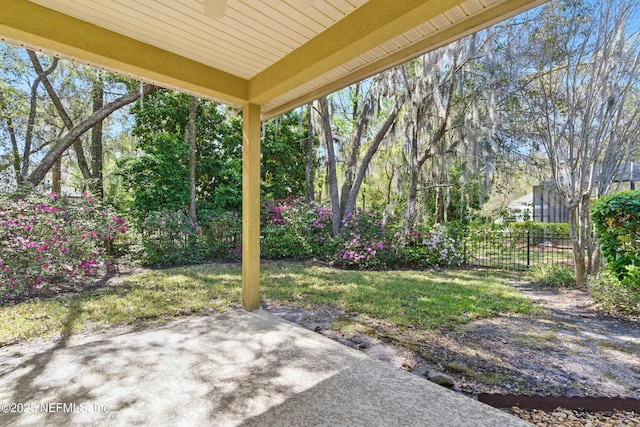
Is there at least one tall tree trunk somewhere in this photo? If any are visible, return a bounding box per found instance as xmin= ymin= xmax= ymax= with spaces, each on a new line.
xmin=6 ymin=116 xmax=21 ymax=181
xmin=580 ymin=196 xmax=600 ymax=277
xmin=90 ymin=73 xmax=104 ymax=198
xmin=305 ymin=103 xmax=315 ymax=202
xmin=317 ymin=96 xmax=341 ymax=236
xmin=343 ymin=92 xmax=406 ymax=218
xmin=52 ymin=158 xmax=62 ymax=194
xmin=569 ymin=207 xmax=586 ymax=287
xmin=404 ymin=120 xmax=420 ymax=237
xmin=188 ymin=96 xmax=198 ymax=225
xmin=339 ymin=85 xmax=371 ymax=218
xmin=402 ymin=53 xmax=457 ymax=234
xmin=27 ymin=84 xmax=157 ymax=187
xmin=385 ymin=163 xmax=395 ymax=207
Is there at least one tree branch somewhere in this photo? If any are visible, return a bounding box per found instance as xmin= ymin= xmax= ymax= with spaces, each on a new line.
xmin=28 ymin=50 xmax=94 ymax=189
xmin=27 ymin=83 xmax=158 ymax=186
xmin=20 ymin=55 xmax=58 ymax=182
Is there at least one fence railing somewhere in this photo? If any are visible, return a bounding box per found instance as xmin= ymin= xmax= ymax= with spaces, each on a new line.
xmin=464 ymin=230 xmax=574 ymax=271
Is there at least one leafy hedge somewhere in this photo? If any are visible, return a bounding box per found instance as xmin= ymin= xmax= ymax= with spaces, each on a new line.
xmin=140 ymin=210 xmax=241 ymax=265
xmin=588 ymin=269 xmax=640 ymax=316
xmin=509 ymin=222 xmax=570 ymax=236
xmin=591 ymin=190 xmax=640 ymax=279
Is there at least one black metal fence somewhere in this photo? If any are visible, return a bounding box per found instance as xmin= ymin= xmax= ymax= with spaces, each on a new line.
xmin=464 ymin=230 xmax=573 ymax=271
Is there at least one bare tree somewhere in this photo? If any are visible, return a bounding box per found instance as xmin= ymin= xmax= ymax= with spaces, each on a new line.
xmin=507 ymin=0 xmax=640 ymax=285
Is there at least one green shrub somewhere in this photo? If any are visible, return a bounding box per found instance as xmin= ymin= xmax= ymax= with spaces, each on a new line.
xmin=510 ymin=222 xmax=570 ymax=236
xmin=261 ymin=225 xmax=312 ymax=259
xmin=588 ymin=270 xmax=640 ymax=316
xmin=528 ymin=264 xmax=575 ymax=287
xmin=591 ymin=190 xmax=640 ymax=279
xmin=200 ymin=211 xmax=242 ymax=259
xmin=140 ymin=210 xmax=202 ymax=265
xmin=140 ymin=210 xmax=241 ymax=266
xmin=260 ymin=197 xmax=313 ymax=259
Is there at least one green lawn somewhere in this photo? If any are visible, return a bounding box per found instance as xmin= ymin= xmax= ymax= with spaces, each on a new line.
xmin=0 ymin=262 xmax=536 ymax=345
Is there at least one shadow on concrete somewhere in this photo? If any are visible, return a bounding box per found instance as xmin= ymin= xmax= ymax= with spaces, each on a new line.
xmin=0 ymin=310 xmax=529 ymax=426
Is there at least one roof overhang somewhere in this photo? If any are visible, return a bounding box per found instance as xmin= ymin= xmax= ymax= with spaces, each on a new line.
xmin=1 ymin=0 xmax=546 ymax=119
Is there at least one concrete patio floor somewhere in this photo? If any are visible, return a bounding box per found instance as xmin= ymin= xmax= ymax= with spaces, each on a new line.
xmin=0 ymin=309 xmax=530 ymax=426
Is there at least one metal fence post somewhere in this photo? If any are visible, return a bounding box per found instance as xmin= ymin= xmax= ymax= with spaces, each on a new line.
xmin=527 ymin=230 xmax=531 ymax=268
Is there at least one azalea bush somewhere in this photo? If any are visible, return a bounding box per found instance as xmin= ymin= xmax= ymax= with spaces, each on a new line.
xmin=134 ymin=198 xmax=465 ymax=270
xmin=333 ymin=211 xmax=390 ymax=269
xmin=260 ymin=197 xmax=312 ymax=259
xmin=398 ymin=223 xmax=464 ymax=267
xmin=308 ymin=204 xmax=338 ymax=258
xmin=0 ymin=193 xmax=125 ymax=302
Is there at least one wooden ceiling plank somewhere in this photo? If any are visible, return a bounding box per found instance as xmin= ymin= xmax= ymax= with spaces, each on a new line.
xmin=460 ymin=0 xmax=483 ymax=15
xmin=326 ymin=0 xmax=359 ymax=15
xmin=312 ymin=1 xmax=346 ymax=21
xmin=132 ymin=0 xmax=286 ymax=57
xmin=0 ymin=0 xmax=248 ymax=105
xmin=32 ymin=0 xmax=270 ymax=77
xmin=298 ymin=5 xmax=336 ymax=27
xmin=261 ymin=0 xmax=546 ymax=118
xmin=249 ymin=0 xmax=463 ymax=104
xmin=225 ymin=3 xmax=301 ymax=51
xmin=120 ymin=0 xmax=287 ymax=66
xmin=447 ymin=5 xmax=470 ymax=21
xmin=47 ymin=0 xmax=294 ymax=64
xmin=255 ymin=0 xmax=320 ymax=39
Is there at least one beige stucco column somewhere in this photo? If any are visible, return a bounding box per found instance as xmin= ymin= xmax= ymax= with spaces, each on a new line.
xmin=242 ymin=103 xmax=261 ymax=311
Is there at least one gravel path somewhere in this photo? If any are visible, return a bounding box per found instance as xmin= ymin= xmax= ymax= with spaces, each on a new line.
xmin=513 ymin=407 xmax=640 ymax=426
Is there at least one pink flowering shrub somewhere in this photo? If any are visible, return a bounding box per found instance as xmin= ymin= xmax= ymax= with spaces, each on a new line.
xmin=135 ymin=199 xmax=463 ymax=270
xmin=333 ymin=211 xmax=390 ymax=269
xmin=0 ymin=193 xmax=125 ymax=302
xmin=308 ymin=204 xmax=338 ymax=256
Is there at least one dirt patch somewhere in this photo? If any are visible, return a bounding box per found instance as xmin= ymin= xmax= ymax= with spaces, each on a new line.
xmin=263 ymin=281 xmax=640 ymax=400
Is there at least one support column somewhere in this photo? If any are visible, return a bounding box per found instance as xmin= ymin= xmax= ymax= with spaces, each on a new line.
xmin=242 ymin=103 xmax=261 ymax=311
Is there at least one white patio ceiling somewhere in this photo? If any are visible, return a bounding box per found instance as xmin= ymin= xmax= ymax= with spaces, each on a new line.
xmin=1 ymin=0 xmax=545 ymax=119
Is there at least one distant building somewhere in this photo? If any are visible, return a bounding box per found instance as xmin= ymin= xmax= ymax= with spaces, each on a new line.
xmin=532 ymin=161 xmax=639 ymax=223
xmin=504 ymin=193 xmax=533 ymax=223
